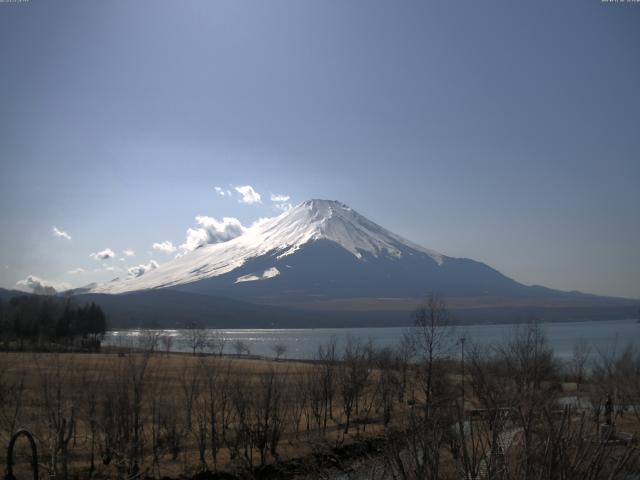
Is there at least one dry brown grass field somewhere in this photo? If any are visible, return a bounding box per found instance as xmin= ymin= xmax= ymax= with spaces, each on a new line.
xmin=1 ymin=350 xmax=403 ymax=479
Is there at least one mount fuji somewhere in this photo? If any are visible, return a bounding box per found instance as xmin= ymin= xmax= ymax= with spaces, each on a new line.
xmin=77 ymin=200 xmax=635 ymax=327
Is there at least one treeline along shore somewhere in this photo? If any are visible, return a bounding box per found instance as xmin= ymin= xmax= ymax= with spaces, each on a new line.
xmin=1 ymin=295 xmax=640 ymax=479
xmin=0 ymin=294 xmax=107 ymax=352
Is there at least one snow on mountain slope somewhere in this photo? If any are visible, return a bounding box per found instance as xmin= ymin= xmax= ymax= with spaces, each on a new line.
xmin=92 ymin=200 xmax=446 ymax=294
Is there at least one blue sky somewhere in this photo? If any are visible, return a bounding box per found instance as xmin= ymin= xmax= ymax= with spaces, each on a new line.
xmin=1 ymin=0 xmax=638 ymax=298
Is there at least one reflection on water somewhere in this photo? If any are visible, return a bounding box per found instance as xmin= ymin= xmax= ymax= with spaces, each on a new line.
xmin=105 ymin=318 xmax=640 ymax=361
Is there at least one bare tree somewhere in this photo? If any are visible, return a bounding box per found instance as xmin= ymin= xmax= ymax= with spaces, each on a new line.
xmin=138 ymin=329 xmax=160 ymax=352
xmin=316 ymin=336 xmax=338 ymax=430
xmin=186 ymin=323 xmax=208 ymax=356
xmin=287 ymin=370 xmax=308 ymax=438
xmin=228 ymin=375 xmax=252 ymax=465
xmin=78 ymin=361 xmax=107 ymax=479
xmin=394 ymin=335 xmax=415 ymax=404
xmin=383 ymin=403 xmax=450 ymax=480
xmin=232 ymin=339 xmax=250 ymax=356
xmin=0 ymin=360 xmax=26 ymax=442
xmin=496 ymin=323 xmax=559 ymax=479
xmin=201 ymin=357 xmax=222 ymax=469
xmin=271 ymin=343 xmax=287 ymax=361
xmin=160 ymin=334 xmax=173 ymax=355
xmin=409 ymin=294 xmax=454 ymax=411
xmin=592 ymin=343 xmax=640 ymax=425
xmin=193 ymin=368 xmax=209 ymax=472
xmin=338 ymin=337 xmax=371 ymax=433
xmin=35 ymin=354 xmax=76 ymax=479
xmin=124 ymin=352 xmax=151 ymax=476
xmin=251 ymin=368 xmax=287 ymax=465
xmin=180 ymin=359 xmax=203 ymax=431
xmin=381 ymin=296 xmax=456 ymax=480
xmin=206 ymin=330 xmax=227 ymax=356
xmin=571 ymin=338 xmax=592 ymax=393
xmin=305 ymin=366 xmax=325 ymax=434
xmin=372 ymin=347 xmax=398 ymax=429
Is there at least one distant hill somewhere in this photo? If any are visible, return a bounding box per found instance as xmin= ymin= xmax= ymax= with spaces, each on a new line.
xmin=0 ymin=288 xmax=32 ymax=302
xmin=1 ymin=287 xmax=636 ymax=329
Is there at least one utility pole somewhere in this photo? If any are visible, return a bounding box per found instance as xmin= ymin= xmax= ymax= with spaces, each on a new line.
xmin=460 ymin=336 xmax=466 ymax=408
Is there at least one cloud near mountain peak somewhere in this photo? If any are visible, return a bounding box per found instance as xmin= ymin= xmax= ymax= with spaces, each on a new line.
xmin=180 ymin=216 xmax=247 ymax=252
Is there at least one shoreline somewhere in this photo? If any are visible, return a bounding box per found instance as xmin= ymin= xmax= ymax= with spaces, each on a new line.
xmin=106 ymin=316 xmax=639 ymax=333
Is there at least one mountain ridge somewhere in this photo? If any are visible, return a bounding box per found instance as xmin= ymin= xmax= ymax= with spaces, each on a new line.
xmin=87 ymin=200 xmax=635 ymax=312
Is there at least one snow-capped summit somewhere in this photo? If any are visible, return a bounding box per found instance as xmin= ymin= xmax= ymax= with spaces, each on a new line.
xmin=92 ymin=199 xmax=447 ymax=294
xmin=255 ymin=199 xmax=444 ymax=262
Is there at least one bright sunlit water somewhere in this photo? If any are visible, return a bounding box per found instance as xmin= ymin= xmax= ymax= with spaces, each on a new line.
xmin=104 ymin=318 xmax=640 ymax=361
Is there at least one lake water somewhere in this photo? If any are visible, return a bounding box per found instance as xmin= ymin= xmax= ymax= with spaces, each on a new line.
xmin=105 ymin=318 xmax=640 ymax=361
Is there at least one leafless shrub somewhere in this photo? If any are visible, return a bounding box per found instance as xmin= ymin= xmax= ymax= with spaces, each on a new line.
xmin=160 ymin=334 xmax=173 ymax=355
xmin=409 ymin=294 xmax=454 ymax=410
xmin=138 ymin=329 xmax=161 ymax=352
xmin=271 ymin=343 xmax=287 ymax=360
xmin=316 ymin=335 xmax=338 ymax=431
xmin=252 ymin=368 xmax=287 ymax=465
xmin=305 ymin=365 xmax=326 ymax=435
xmin=206 ymin=330 xmax=227 ymax=356
xmin=0 ymin=358 xmax=26 ymax=443
xmin=35 ymin=355 xmax=76 ymax=478
xmin=383 ymin=403 xmax=452 ymax=480
xmin=339 ymin=337 xmax=372 ymax=434
xmin=570 ymin=338 xmax=592 ymax=393
xmin=372 ymin=347 xmax=399 ymax=429
xmin=287 ymin=369 xmax=308 ymax=438
xmin=180 ymin=359 xmax=203 ymax=431
xmin=592 ymin=343 xmax=640 ymax=425
xmin=232 ymin=339 xmax=250 ymax=356
xmin=186 ymin=323 xmax=208 ymax=356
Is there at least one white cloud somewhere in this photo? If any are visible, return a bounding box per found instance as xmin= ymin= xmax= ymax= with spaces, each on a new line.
xmin=98 ymin=263 xmax=122 ymax=273
xmin=214 ymin=186 xmax=232 ymax=197
xmin=52 ymin=226 xmax=72 ymax=240
xmin=270 ymin=194 xmax=290 ymax=202
xmin=152 ymin=240 xmax=177 ymax=254
xmin=68 ymin=267 xmax=85 ymax=274
xmin=123 ymin=249 xmax=135 ymax=257
xmin=16 ymin=275 xmax=71 ymax=295
xmin=127 ymin=260 xmax=159 ymax=278
xmin=180 ymin=216 xmax=247 ymax=252
xmin=89 ymin=248 xmax=115 ymax=260
xmin=181 ymin=228 xmax=209 ymax=252
xmin=270 ymin=193 xmax=292 ymax=212
xmin=235 ymin=185 xmax=262 ymax=204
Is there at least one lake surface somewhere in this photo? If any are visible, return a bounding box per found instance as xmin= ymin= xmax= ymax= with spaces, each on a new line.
xmin=105 ymin=318 xmax=640 ymax=361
